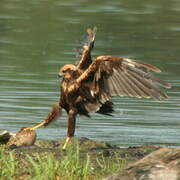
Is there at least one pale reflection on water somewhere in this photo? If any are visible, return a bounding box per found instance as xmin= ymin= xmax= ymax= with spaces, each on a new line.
xmin=0 ymin=0 xmax=179 ymax=147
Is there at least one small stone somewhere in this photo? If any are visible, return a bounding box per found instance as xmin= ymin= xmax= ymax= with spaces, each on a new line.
xmin=8 ymin=128 xmax=37 ymax=147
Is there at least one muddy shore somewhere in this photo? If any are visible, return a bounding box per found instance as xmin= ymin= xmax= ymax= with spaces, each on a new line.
xmin=1 ymin=133 xmax=180 ymax=180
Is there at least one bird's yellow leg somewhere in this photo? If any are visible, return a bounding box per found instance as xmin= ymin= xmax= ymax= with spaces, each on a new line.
xmin=24 ymin=121 xmax=46 ymax=131
xmin=62 ymin=137 xmax=72 ymax=150
xmin=63 ymin=108 xmax=76 ymax=149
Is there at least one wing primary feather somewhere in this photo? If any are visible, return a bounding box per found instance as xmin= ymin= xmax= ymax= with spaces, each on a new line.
xmin=124 ymin=58 xmax=161 ymax=72
xmin=148 ymin=74 xmax=171 ymax=88
xmin=124 ymin=69 xmax=159 ymax=99
xmin=114 ymin=69 xmax=139 ymax=97
xmin=129 ymin=69 xmax=168 ymax=98
xmin=113 ymin=72 xmax=132 ymax=96
xmin=108 ymin=76 xmax=124 ymax=96
xmin=126 ymin=65 xmax=170 ymax=88
xmin=113 ymin=68 xmax=148 ymax=97
xmin=107 ymin=77 xmax=116 ymax=96
xmin=125 ymin=72 xmax=152 ymax=98
xmin=118 ymin=71 xmax=142 ymax=97
xmin=109 ymin=76 xmax=119 ymax=95
xmin=127 ymin=70 xmax=167 ymax=99
xmin=111 ymin=74 xmax=126 ymax=96
xmin=102 ymin=76 xmax=110 ymax=94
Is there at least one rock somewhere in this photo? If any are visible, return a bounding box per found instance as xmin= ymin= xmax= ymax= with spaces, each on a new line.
xmin=54 ymin=137 xmax=114 ymax=150
xmin=8 ymin=128 xmax=37 ymax=148
xmin=103 ymin=147 xmax=180 ymax=180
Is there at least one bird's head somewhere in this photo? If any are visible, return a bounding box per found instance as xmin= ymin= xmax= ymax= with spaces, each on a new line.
xmin=59 ymin=64 xmax=77 ymax=78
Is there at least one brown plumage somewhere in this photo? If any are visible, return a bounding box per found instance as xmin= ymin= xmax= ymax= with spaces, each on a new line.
xmin=25 ymin=103 xmax=61 ymax=131
xmin=29 ymin=27 xmax=171 ymax=149
xmin=43 ymin=103 xmax=60 ymax=126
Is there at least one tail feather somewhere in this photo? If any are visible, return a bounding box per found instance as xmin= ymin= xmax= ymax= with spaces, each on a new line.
xmin=96 ymin=101 xmax=114 ymax=116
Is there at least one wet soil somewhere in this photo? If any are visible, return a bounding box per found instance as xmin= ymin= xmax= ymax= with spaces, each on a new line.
xmin=6 ymin=137 xmax=160 ymax=166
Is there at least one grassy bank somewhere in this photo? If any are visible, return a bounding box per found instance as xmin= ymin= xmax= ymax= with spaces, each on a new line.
xmin=0 ymin=144 xmax=126 ymax=180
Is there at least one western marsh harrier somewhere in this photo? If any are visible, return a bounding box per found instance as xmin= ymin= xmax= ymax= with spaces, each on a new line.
xmin=28 ymin=27 xmax=171 ymax=149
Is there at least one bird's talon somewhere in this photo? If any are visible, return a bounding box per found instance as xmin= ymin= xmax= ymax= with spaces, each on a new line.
xmin=23 ymin=127 xmax=34 ymax=131
xmin=62 ymin=137 xmax=71 ymax=150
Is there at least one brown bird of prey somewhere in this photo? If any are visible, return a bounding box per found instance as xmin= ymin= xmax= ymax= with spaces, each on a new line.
xmin=27 ymin=27 xmax=171 ymax=149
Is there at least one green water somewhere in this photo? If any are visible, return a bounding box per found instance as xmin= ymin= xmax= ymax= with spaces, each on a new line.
xmin=0 ymin=0 xmax=179 ymax=146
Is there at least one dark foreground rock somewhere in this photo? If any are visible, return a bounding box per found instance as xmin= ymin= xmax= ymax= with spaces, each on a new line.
xmin=104 ymin=147 xmax=180 ymax=180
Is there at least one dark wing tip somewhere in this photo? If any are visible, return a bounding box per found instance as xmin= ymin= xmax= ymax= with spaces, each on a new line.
xmin=87 ymin=26 xmax=97 ymax=34
xmin=124 ymin=58 xmax=172 ymax=89
xmin=76 ymin=27 xmax=97 ymax=69
xmin=76 ymin=27 xmax=97 ymax=58
xmin=86 ymin=26 xmax=97 ymax=46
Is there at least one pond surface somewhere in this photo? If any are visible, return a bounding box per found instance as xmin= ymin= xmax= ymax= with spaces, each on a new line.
xmin=0 ymin=0 xmax=180 ymax=147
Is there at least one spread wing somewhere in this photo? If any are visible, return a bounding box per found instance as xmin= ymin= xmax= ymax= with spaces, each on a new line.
xmin=71 ymin=56 xmax=170 ymax=112
xmin=76 ymin=27 xmax=97 ymax=70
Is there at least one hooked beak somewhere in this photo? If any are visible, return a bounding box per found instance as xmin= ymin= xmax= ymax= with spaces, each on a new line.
xmin=58 ymin=72 xmax=63 ymax=78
